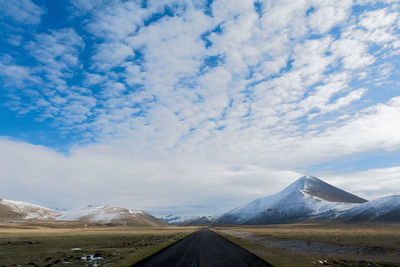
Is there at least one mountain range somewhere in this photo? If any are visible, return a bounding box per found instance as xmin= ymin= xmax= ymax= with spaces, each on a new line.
xmin=215 ymin=175 xmax=400 ymax=224
xmin=1 ymin=175 xmax=400 ymax=225
xmin=0 ymin=199 xmax=166 ymax=226
xmin=161 ymin=214 xmax=217 ymax=226
xmin=0 ymin=198 xmax=61 ymax=221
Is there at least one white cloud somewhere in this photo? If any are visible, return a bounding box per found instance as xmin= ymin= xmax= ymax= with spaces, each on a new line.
xmin=308 ymin=1 xmax=352 ymax=34
xmin=0 ymin=138 xmax=301 ymax=214
xmin=85 ymin=1 xmax=152 ymax=41
xmin=92 ymin=42 xmax=133 ymax=71
xmin=283 ymin=96 xmax=400 ymax=167
xmin=84 ymin=72 xmax=106 ymax=86
xmin=0 ymin=61 xmax=41 ymax=88
xmin=332 ymin=38 xmax=375 ymax=70
xmin=2 ymin=28 xmax=96 ymax=126
xmin=70 ymin=0 xmax=104 ymax=14
xmin=1 ymin=0 xmax=400 ymax=214
xmin=324 ymin=87 xmax=366 ymax=112
xmin=0 ymin=0 xmax=45 ymax=24
xmin=359 ymin=8 xmax=398 ymax=31
xmin=26 ymin=28 xmax=84 ymax=69
xmin=327 ymin=166 xmax=400 ymax=200
xmin=7 ymin=0 xmax=397 ymax=142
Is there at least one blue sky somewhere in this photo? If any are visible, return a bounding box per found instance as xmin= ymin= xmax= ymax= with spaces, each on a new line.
xmin=0 ymin=0 xmax=400 ymax=215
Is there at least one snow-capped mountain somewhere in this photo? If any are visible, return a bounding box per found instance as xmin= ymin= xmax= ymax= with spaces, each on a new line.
xmin=217 ymin=175 xmax=368 ymax=225
xmin=161 ymin=214 xmax=216 ymax=226
xmin=0 ymin=198 xmax=61 ymax=220
xmin=161 ymin=214 xmax=192 ymax=224
xmin=336 ymin=195 xmax=400 ymax=222
xmin=0 ymin=198 xmax=167 ymax=226
xmin=3 ymin=175 xmax=400 ymax=226
xmin=58 ymin=205 xmax=167 ymax=226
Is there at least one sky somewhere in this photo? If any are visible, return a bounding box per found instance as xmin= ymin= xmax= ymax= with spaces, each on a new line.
xmin=0 ymin=0 xmax=400 ymax=216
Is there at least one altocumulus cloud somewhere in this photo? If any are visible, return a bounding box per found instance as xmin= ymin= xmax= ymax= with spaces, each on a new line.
xmin=0 ymin=0 xmax=400 ymax=215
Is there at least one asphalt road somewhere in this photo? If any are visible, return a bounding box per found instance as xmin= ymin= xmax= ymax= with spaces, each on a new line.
xmin=132 ymin=228 xmax=273 ymax=267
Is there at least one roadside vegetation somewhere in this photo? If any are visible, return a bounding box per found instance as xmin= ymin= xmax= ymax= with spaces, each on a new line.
xmin=214 ymin=223 xmax=400 ymax=267
xmin=2 ymin=221 xmax=400 ymax=267
xmin=0 ymin=222 xmax=196 ymax=266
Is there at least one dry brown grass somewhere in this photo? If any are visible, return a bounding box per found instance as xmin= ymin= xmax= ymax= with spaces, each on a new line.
xmin=0 ymin=222 xmax=198 ymax=266
xmin=215 ymin=223 xmax=400 ymax=267
xmin=217 ymin=223 xmax=400 ymax=249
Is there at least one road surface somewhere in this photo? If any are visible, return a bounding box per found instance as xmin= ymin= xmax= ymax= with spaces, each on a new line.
xmin=132 ymin=228 xmax=273 ymax=267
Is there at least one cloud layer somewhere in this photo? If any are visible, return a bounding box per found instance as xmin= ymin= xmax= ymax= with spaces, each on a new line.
xmin=0 ymin=0 xmax=399 ymax=214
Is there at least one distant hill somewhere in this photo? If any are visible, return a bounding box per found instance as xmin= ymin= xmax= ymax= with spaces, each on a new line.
xmin=216 ymin=175 xmax=369 ymax=225
xmin=161 ymin=214 xmax=216 ymax=226
xmin=0 ymin=199 xmax=167 ymax=226
xmin=336 ymin=195 xmax=400 ymax=222
xmin=58 ymin=205 xmax=168 ymax=226
xmin=3 ymin=175 xmax=400 ymax=226
xmin=0 ymin=198 xmax=61 ymax=221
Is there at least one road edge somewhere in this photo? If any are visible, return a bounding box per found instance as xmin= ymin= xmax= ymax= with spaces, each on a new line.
xmin=210 ymin=228 xmax=274 ymax=266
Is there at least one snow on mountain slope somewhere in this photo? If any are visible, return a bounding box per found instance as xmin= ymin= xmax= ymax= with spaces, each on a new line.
xmin=0 ymin=198 xmax=167 ymax=226
xmin=161 ymin=214 xmax=216 ymax=226
xmin=161 ymin=215 xmax=196 ymax=224
xmin=336 ymin=195 xmax=400 ymax=222
xmin=217 ymin=175 xmax=367 ymax=225
xmin=0 ymin=198 xmax=61 ymax=220
xmin=58 ymin=205 xmax=167 ymax=226
xmin=299 ymin=176 xmax=367 ymax=203
xmin=58 ymin=205 xmax=142 ymax=222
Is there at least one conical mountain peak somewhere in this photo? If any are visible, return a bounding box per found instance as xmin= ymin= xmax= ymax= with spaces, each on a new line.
xmin=287 ymin=175 xmax=367 ymax=203
xmin=217 ymin=175 xmax=368 ymax=225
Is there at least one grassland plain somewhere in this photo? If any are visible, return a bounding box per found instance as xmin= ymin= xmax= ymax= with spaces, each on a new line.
xmin=0 ymin=221 xmax=197 ymax=266
xmin=214 ymin=223 xmax=400 ymax=267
